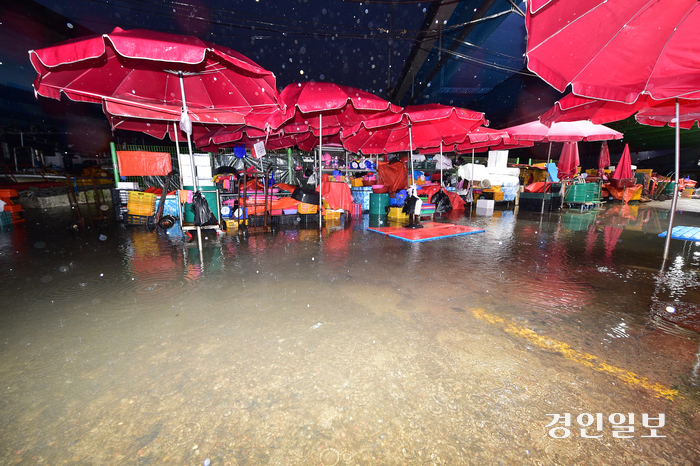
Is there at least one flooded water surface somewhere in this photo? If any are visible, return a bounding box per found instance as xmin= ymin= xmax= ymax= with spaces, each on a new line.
xmin=1 ymin=204 xmax=699 ymax=465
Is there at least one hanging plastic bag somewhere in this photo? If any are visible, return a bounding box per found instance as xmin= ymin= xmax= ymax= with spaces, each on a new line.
xmin=431 ymin=189 xmax=453 ymax=214
xmin=191 ymin=191 xmax=218 ymax=226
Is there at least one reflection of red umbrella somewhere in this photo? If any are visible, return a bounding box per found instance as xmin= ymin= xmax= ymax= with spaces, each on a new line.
xmin=612 ymin=144 xmax=633 ymax=181
xmin=557 ymin=142 xmax=580 ymax=180
xmin=598 ymin=142 xmax=610 ymax=179
xmin=526 ymin=1 xmax=700 ymax=261
xmin=604 ymin=226 xmax=624 ymax=262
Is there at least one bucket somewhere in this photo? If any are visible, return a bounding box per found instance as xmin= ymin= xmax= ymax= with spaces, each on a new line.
xmin=369 ymin=193 xmax=390 ymax=215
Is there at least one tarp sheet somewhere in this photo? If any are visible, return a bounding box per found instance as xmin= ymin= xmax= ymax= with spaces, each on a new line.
xmin=116 ymin=151 xmax=172 ymax=176
xmin=377 ymin=162 xmax=408 ymax=192
xmin=321 ymin=181 xmax=353 ymax=211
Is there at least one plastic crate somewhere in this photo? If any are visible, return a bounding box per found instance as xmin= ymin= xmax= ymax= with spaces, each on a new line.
xmin=0 ymin=211 xmax=12 ymax=227
xmin=127 ymin=191 xmax=156 ymax=216
xmin=298 ymin=202 xmax=318 ymax=214
xmin=124 ymin=214 xmax=150 ymax=225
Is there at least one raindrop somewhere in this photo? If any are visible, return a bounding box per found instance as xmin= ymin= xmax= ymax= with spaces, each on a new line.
xmin=300 ymin=46 xmax=306 ymax=54
xmin=300 ymin=70 xmax=304 ymax=75
xmin=98 ymin=235 xmax=107 ymax=241
xmin=59 ymin=266 xmax=69 ymax=273
xmin=40 ymin=275 xmax=53 ymax=283
xmin=91 ymin=298 xmax=101 ymax=305
xmin=34 ymin=241 xmax=46 ymax=249
xmin=322 ymin=8 xmax=327 ymax=14
xmin=66 ymin=22 xmax=73 ymax=29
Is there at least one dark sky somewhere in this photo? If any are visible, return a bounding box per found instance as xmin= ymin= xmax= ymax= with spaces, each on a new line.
xmin=30 ymin=0 xmax=432 ymax=97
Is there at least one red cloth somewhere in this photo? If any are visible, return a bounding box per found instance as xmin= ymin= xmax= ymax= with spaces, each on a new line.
xmin=377 ymin=163 xmax=408 ymax=192
xmin=321 ymin=181 xmax=353 ymax=211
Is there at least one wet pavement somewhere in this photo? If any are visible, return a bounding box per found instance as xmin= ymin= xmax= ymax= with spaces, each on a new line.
xmin=1 ymin=201 xmax=699 ymax=465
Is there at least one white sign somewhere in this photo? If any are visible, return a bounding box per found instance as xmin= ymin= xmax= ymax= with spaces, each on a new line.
xmin=253 ymin=141 xmax=266 ymax=159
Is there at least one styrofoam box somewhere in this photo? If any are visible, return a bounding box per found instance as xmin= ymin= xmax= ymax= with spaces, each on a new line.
xmin=117 ymin=182 xmax=140 ymax=190
xmin=196 ymin=165 xmax=213 ymax=179
xmin=476 ymin=207 xmax=494 ymax=216
xmin=476 ymin=199 xmax=495 ymax=209
xmin=193 ymin=154 xmax=211 ymax=166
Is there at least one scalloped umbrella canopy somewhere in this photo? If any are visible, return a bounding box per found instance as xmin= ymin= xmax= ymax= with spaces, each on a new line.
xmin=540 ymin=93 xmax=700 ymax=130
xmin=275 ymin=82 xmax=403 ymax=136
xmin=526 ymin=0 xmax=700 ymax=103
xmin=341 ymin=104 xmax=487 ymax=155
xmin=503 ymin=119 xmax=623 ymax=142
xmin=30 ymin=27 xmax=283 ymax=138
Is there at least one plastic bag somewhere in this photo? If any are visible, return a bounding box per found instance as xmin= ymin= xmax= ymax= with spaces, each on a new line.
xmin=431 ymin=189 xmax=453 ymax=214
xmin=191 ymin=191 xmax=218 ymax=226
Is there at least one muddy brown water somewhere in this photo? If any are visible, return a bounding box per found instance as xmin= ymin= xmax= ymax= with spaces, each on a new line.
xmin=1 ymin=204 xmax=699 ymax=465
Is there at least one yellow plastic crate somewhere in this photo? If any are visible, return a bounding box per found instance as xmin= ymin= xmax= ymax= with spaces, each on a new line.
xmin=127 ymin=191 xmax=156 ymax=216
xmin=298 ymin=202 xmax=318 ymax=214
xmin=324 ymin=210 xmax=341 ymax=219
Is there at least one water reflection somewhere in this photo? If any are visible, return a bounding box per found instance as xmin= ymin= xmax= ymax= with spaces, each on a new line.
xmin=1 ymin=206 xmax=699 ymax=464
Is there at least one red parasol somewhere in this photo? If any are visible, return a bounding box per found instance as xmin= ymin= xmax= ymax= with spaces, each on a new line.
xmin=525 ymin=1 xmax=700 ymax=261
xmin=503 ymin=119 xmax=623 ymax=143
xmin=341 ymin=104 xmax=487 ymax=155
xmin=30 ymin=27 xmax=282 ymax=135
xmin=556 ymin=142 xmax=580 ymax=180
xmin=275 ymin=82 xmax=402 ymax=134
xmin=541 ymin=94 xmax=700 ymax=129
xmin=526 ymin=1 xmax=700 ymax=103
xmin=612 ymin=144 xmax=633 ymax=181
xmin=598 ymin=141 xmax=610 ymax=179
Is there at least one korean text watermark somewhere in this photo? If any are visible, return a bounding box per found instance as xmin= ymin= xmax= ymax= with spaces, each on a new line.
xmin=546 ymin=413 xmax=665 ymax=438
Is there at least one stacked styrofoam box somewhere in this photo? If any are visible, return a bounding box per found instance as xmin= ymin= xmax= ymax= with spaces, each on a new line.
xmin=180 ymin=154 xmax=214 ymax=187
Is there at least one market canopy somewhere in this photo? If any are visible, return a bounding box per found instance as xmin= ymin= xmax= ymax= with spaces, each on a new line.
xmin=30 ymin=27 xmax=283 ymax=138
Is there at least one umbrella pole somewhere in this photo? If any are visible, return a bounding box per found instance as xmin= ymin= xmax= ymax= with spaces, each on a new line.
xmin=662 ymin=99 xmax=681 ymax=264
xmin=440 ymin=142 xmax=443 ymax=187
xmin=319 ymin=114 xmax=323 ymax=228
xmin=178 ymin=72 xmax=203 ymax=257
xmin=541 ymin=142 xmax=552 ymax=215
xmin=471 ymin=149 xmax=475 ymax=207
xmin=409 ymin=122 xmax=415 ymax=186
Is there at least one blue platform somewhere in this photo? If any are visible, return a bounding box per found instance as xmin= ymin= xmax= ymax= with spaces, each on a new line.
xmin=658 ymin=226 xmax=700 ymax=241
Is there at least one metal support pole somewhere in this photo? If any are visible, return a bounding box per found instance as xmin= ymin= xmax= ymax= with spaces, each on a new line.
xmin=662 ymin=99 xmax=681 ymax=263
xmin=541 ymin=142 xmax=552 ymax=215
xmin=178 ymin=71 xmax=202 ymax=256
xmin=109 ymin=142 xmax=120 ymax=186
xmin=408 ymin=122 xmax=415 ymax=186
xmin=319 ymin=114 xmax=323 ymax=227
